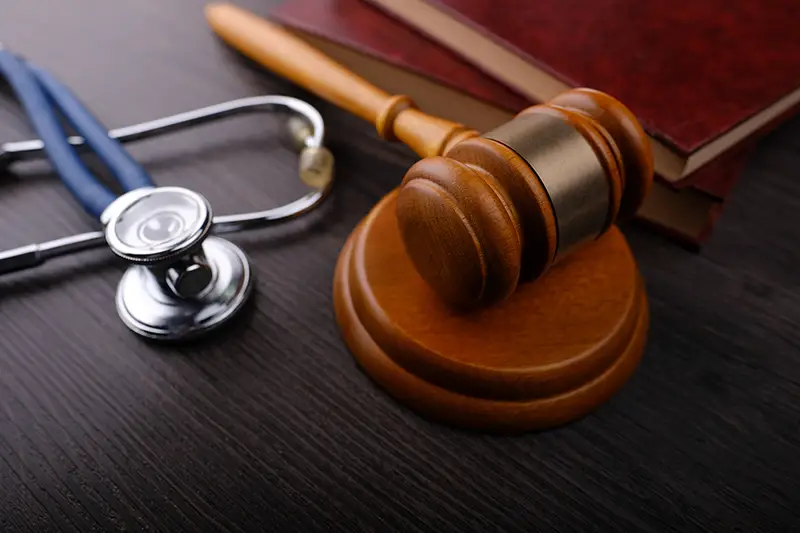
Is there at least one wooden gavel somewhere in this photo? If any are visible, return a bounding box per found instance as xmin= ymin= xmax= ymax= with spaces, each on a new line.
xmin=206 ymin=3 xmax=654 ymax=308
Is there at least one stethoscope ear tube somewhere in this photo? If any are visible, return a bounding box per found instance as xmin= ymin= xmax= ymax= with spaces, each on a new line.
xmin=0 ymin=49 xmax=154 ymax=218
xmin=0 ymin=50 xmax=117 ymax=217
xmin=30 ymin=64 xmax=155 ymax=197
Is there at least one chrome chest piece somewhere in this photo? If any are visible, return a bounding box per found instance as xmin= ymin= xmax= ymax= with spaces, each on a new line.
xmin=103 ymin=187 xmax=252 ymax=340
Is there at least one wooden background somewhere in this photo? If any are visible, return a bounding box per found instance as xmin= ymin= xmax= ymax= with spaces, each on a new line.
xmin=1 ymin=1 xmax=798 ymax=531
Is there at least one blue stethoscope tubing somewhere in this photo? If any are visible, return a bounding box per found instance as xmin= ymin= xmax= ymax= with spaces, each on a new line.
xmin=0 ymin=48 xmax=154 ymax=219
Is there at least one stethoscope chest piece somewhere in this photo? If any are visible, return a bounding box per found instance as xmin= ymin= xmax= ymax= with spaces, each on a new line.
xmin=0 ymin=50 xmax=333 ymax=341
xmin=104 ymin=186 xmax=253 ymax=341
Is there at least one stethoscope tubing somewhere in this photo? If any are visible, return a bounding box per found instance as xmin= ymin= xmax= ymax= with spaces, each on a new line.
xmin=0 ymin=49 xmax=154 ymax=218
xmin=0 ymin=93 xmax=334 ymax=276
xmin=0 ymin=43 xmax=336 ymax=339
xmin=31 ymin=63 xmax=154 ymax=195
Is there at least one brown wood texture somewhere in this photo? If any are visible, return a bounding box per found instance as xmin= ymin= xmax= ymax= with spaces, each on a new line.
xmin=396 ymin=90 xmax=653 ymax=307
xmin=205 ymin=2 xmax=476 ymax=158
xmin=396 ymin=153 xmax=525 ymax=307
xmin=445 ymin=136 xmax=558 ymax=282
xmin=207 ymin=4 xmax=655 ymax=308
xmin=1 ymin=1 xmax=800 ymax=531
xmin=334 ymin=190 xmax=648 ymax=431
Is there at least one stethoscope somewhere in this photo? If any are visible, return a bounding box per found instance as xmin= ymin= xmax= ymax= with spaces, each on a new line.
xmin=0 ymin=47 xmax=335 ymax=341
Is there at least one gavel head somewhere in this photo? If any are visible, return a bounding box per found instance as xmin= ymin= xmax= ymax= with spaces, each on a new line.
xmin=395 ymin=88 xmax=654 ymax=308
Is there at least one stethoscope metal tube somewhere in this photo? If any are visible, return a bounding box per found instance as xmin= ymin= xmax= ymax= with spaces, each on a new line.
xmin=0 ymin=47 xmax=335 ymax=340
xmin=0 ymin=95 xmax=325 ymax=163
xmin=0 ymin=96 xmax=334 ymax=275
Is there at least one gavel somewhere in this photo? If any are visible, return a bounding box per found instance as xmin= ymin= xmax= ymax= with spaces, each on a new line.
xmin=206 ymin=3 xmax=654 ymax=309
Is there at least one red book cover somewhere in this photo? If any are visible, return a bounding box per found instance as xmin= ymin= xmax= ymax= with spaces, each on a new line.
xmin=366 ymin=0 xmax=800 ymax=183
xmin=270 ymin=0 xmax=748 ymax=248
xmin=272 ymin=0 xmax=529 ymax=111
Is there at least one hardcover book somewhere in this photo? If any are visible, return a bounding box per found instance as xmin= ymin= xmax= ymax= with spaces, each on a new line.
xmin=366 ymin=0 xmax=800 ymax=184
xmin=270 ymin=0 xmax=751 ymax=247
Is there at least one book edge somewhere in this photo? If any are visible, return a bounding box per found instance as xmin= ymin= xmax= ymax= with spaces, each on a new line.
xmin=365 ymin=0 xmax=800 ymax=183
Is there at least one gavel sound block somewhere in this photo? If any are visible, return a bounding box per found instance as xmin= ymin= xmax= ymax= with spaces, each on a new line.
xmin=206 ymin=3 xmax=653 ymax=432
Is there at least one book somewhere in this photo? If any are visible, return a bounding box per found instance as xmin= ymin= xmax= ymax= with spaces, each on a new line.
xmin=270 ymin=0 xmax=749 ymax=248
xmin=365 ymin=0 xmax=800 ymax=184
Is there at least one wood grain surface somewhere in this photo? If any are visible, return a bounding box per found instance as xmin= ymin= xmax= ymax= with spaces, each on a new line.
xmin=1 ymin=1 xmax=799 ymax=531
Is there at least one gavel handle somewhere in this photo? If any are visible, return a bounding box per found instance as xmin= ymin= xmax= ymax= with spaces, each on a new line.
xmin=204 ymin=2 xmax=477 ymax=157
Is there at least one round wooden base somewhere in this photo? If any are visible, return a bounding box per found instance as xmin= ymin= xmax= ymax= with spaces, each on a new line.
xmin=333 ymin=190 xmax=649 ymax=433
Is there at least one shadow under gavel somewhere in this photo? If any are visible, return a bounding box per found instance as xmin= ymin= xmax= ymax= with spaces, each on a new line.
xmin=206 ymin=2 xmax=654 ymax=309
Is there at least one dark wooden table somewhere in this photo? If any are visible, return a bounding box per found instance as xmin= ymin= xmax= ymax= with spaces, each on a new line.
xmin=1 ymin=1 xmax=798 ymax=531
